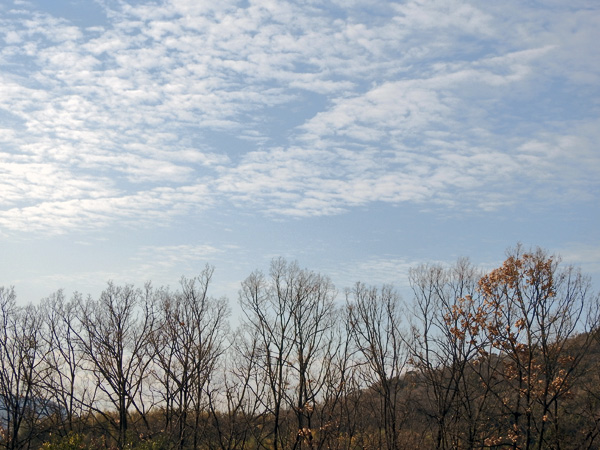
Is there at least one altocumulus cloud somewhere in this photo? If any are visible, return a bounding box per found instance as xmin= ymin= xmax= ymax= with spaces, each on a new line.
xmin=0 ymin=0 xmax=599 ymax=234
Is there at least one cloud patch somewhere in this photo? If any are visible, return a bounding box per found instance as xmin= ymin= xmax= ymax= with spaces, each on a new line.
xmin=0 ymin=0 xmax=598 ymax=234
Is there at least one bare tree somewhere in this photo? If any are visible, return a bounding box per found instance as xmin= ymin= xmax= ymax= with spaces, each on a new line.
xmin=151 ymin=266 xmax=229 ymax=450
xmin=312 ymin=306 xmax=363 ymax=450
xmin=239 ymin=258 xmax=337 ymax=450
xmin=407 ymin=258 xmax=486 ymax=450
xmin=207 ymin=325 xmax=268 ymax=450
xmin=72 ymin=282 xmax=157 ymax=449
xmin=38 ymin=290 xmax=89 ymax=435
xmin=346 ymin=283 xmax=408 ymax=450
xmin=0 ymin=288 xmax=47 ymax=450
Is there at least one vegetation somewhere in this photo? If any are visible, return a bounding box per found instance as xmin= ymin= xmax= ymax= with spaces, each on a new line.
xmin=0 ymin=246 xmax=599 ymax=450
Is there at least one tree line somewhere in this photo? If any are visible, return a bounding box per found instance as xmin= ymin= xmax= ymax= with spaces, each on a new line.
xmin=1 ymin=245 xmax=599 ymax=450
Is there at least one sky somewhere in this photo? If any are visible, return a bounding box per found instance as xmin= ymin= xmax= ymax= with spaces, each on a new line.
xmin=1 ymin=0 xmax=599 ymax=310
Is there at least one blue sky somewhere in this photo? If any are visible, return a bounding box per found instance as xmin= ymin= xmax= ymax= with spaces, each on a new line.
xmin=1 ymin=0 xmax=599 ymax=307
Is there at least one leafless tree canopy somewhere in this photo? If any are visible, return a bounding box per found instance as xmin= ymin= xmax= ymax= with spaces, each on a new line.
xmin=0 ymin=248 xmax=599 ymax=450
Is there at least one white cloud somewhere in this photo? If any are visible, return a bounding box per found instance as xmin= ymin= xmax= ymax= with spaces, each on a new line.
xmin=0 ymin=0 xmax=598 ymax=312
xmin=394 ymin=0 xmax=493 ymax=36
xmin=133 ymin=244 xmax=223 ymax=270
xmin=326 ymin=256 xmax=426 ymax=296
xmin=0 ymin=183 xmax=213 ymax=234
xmin=0 ymin=0 xmax=598 ymax=234
xmin=560 ymin=244 xmax=600 ymax=280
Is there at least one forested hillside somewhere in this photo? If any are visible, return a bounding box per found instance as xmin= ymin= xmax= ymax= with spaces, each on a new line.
xmin=1 ymin=246 xmax=599 ymax=450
